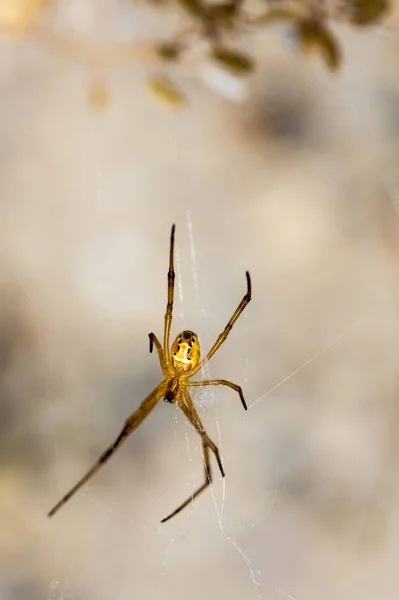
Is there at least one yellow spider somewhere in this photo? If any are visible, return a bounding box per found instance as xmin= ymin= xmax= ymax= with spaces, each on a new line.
xmin=48 ymin=225 xmax=251 ymax=523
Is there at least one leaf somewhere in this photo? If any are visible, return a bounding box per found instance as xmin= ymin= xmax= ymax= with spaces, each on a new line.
xmin=211 ymin=2 xmax=238 ymax=22
xmin=147 ymin=76 xmax=186 ymax=108
xmin=156 ymin=42 xmax=181 ymax=61
xmin=177 ymin=0 xmax=208 ymax=19
xmin=296 ymin=20 xmax=341 ymax=71
xmin=252 ymin=8 xmax=303 ymax=26
xmin=211 ymin=47 xmax=254 ymax=75
xmin=346 ymin=0 xmax=390 ymax=26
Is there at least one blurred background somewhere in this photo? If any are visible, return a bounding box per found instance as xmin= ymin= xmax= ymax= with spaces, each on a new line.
xmin=1 ymin=1 xmax=399 ymax=599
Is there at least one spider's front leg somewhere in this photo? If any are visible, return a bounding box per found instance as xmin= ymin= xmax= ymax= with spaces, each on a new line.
xmin=163 ymin=224 xmax=176 ymax=365
xmin=189 ymin=271 xmax=251 ymax=377
xmin=188 ymin=379 xmax=247 ymax=410
xmin=148 ymin=332 xmax=166 ymax=373
xmin=48 ymin=382 xmax=165 ymax=518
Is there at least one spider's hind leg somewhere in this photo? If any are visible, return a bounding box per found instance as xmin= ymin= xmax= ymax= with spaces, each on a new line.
xmin=161 ymin=441 xmax=212 ymax=523
xmin=161 ymin=390 xmax=224 ymax=523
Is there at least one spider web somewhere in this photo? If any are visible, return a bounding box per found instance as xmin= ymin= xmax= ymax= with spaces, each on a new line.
xmin=15 ymin=203 xmax=379 ymax=600
xmin=43 ymin=201 xmax=375 ymax=600
xmin=45 ymin=204 xmax=399 ymax=600
xmin=43 ymin=199 xmax=266 ymax=600
xmin=173 ymin=210 xmax=263 ymax=593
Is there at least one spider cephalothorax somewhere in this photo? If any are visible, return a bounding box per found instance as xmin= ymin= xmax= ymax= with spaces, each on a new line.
xmin=171 ymin=330 xmax=200 ymax=372
xmin=48 ymin=225 xmax=251 ymax=523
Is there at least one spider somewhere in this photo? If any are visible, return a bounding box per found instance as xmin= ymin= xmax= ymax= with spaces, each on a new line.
xmin=48 ymin=225 xmax=251 ymax=523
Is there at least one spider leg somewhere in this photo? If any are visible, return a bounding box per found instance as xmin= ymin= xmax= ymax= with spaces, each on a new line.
xmin=163 ymin=224 xmax=175 ymax=366
xmin=180 ymin=393 xmax=224 ymax=475
xmin=148 ymin=332 xmax=166 ymax=373
xmin=189 ymin=271 xmax=251 ymax=377
xmin=48 ymin=383 xmax=165 ymax=518
xmin=161 ymin=441 xmax=211 ymax=523
xmin=161 ymin=390 xmax=224 ymax=523
xmin=188 ymin=379 xmax=247 ymax=410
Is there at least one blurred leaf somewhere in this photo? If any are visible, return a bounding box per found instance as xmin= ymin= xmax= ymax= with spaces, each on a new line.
xmin=211 ymin=1 xmax=238 ymax=22
xmin=156 ymin=42 xmax=181 ymax=61
xmin=147 ymin=76 xmax=186 ymax=108
xmin=211 ymin=47 xmax=254 ymax=75
xmin=252 ymin=8 xmax=303 ymax=26
xmin=201 ymin=63 xmax=248 ymax=102
xmin=296 ymin=20 xmax=341 ymax=71
xmin=178 ymin=0 xmax=208 ymax=19
xmin=346 ymin=0 xmax=390 ymax=26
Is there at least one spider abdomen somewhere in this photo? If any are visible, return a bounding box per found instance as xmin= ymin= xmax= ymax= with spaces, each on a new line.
xmin=171 ymin=330 xmax=200 ymax=372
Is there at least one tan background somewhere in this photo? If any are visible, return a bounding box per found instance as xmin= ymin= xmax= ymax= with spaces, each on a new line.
xmin=1 ymin=3 xmax=399 ymax=599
